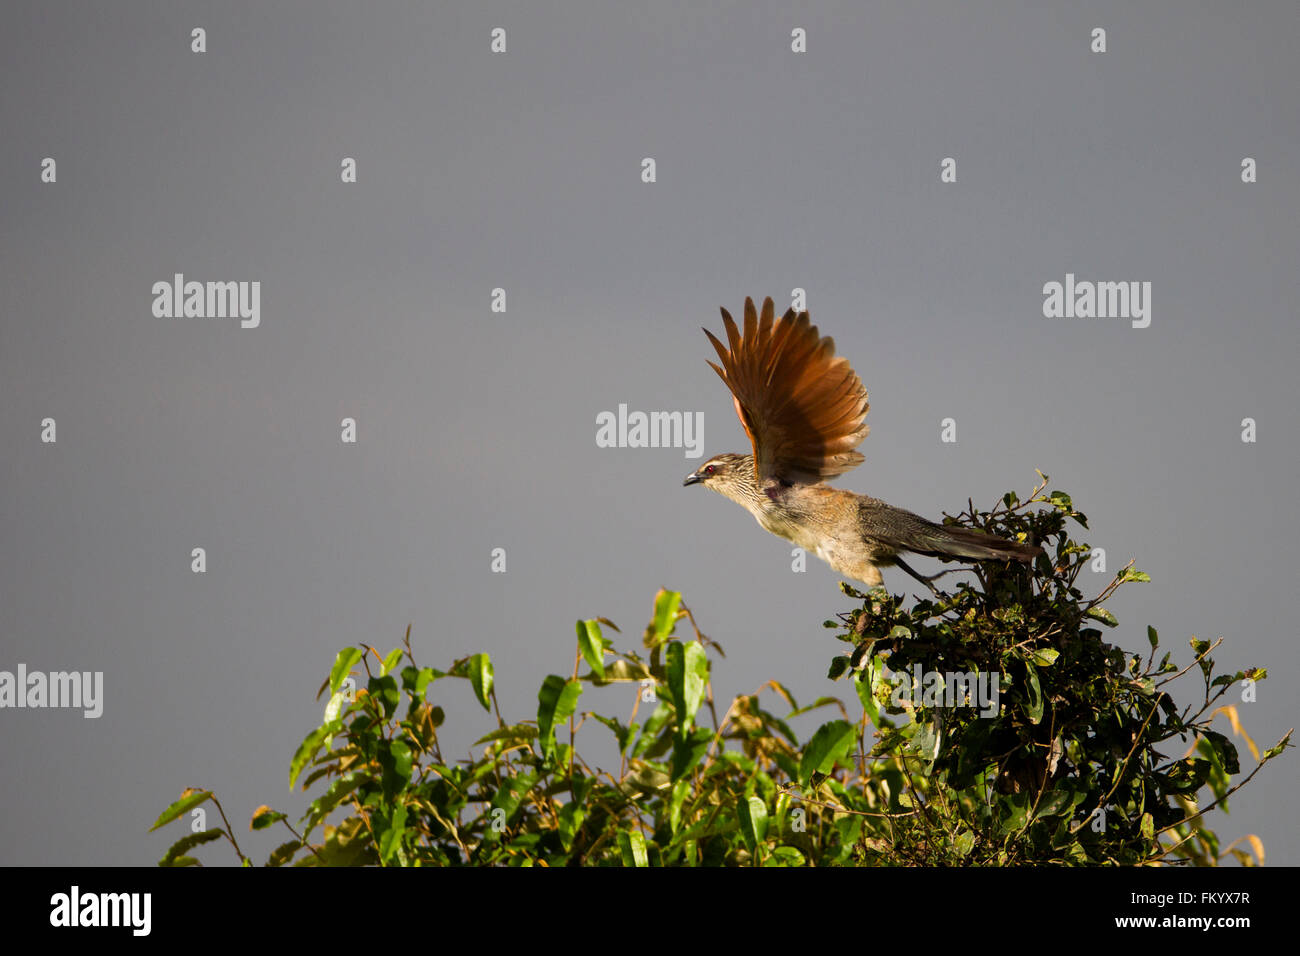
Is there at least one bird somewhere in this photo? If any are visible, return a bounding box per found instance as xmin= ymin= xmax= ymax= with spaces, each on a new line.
xmin=683 ymin=297 xmax=1044 ymax=593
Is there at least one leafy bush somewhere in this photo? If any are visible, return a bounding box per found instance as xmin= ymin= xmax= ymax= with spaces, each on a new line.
xmin=153 ymin=475 xmax=1289 ymax=865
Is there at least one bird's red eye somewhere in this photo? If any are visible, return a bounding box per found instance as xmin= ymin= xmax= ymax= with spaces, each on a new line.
xmin=705 ymin=465 xmax=715 ymax=475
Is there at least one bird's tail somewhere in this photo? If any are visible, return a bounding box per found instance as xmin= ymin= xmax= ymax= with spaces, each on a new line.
xmin=913 ymin=523 xmax=1044 ymax=564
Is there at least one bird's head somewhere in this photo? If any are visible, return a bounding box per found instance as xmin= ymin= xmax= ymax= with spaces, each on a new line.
xmin=683 ymin=453 xmax=760 ymax=506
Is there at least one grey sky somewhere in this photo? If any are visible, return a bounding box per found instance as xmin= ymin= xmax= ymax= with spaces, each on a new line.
xmin=1 ymin=1 xmax=1296 ymax=866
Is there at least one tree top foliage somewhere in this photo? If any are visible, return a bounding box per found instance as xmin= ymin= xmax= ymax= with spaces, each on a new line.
xmin=154 ymin=474 xmax=1289 ymax=866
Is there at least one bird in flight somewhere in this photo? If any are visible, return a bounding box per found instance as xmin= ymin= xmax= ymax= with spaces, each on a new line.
xmin=684 ymin=297 xmax=1044 ymax=593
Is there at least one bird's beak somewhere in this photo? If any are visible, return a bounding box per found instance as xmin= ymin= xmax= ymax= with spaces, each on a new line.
xmin=683 ymin=470 xmax=705 ymax=487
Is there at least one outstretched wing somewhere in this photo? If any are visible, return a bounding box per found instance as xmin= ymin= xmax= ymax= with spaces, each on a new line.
xmin=703 ymin=296 xmax=870 ymax=486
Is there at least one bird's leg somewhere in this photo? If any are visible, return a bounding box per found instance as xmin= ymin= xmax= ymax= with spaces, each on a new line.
xmin=894 ymin=557 xmax=944 ymax=597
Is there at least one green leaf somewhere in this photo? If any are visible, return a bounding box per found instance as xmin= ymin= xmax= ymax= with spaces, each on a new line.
xmin=1085 ymin=607 xmax=1118 ymax=627
xmin=485 ymin=770 xmax=539 ymax=841
xmin=1147 ymin=625 xmax=1159 ymax=649
xmin=624 ymin=763 xmax=670 ymax=794
xmin=911 ymin=720 xmax=941 ymax=768
xmin=330 ymin=647 xmax=362 ymax=694
xmin=323 ymin=687 xmax=352 ymax=724
xmin=669 ymin=726 xmax=713 ymax=781
xmin=798 ymin=720 xmax=856 ymax=786
xmin=557 ymin=798 xmax=587 ymax=851
xmin=158 ymin=828 xmax=224 ymax=866
xmin=669 ymin=778 xmax=691 ymax=835
xmin=475 ymin=724 xmax=539 ymax=746
xmin=666 ymin=641 xmax=708 ymax=732
xmin=576 ymin=620 xmax=606 ymax=680
xmin=400 ymin=666 xmax=439 ymax=701
xmin=537 ymin=675 xmax=583 ymax=757
xmin=267 ymin=840 xmax=304 ymax=867
xmin=1048 ymin=490 xmax=1073 ymax=510
xmin=584 ymin=658 xmax=652 ymax=685
xmin=290 ymin=720 xmax=341 ymax=789
xmin=303 ymin=771 xmax=365 ymax=828
xmin=1030 ymin=648 xmax=1060 ymax=667
xmin=1034 ymin=788 xmax=1077 ymax=818
xmin=737 ymin=795 xmax=769 ymax=851
xmin=997 ymin=792 xmax=1031 ymax=834
xmin=651 ymin=589 xmax=682 ymax=643
xmin=380 ymin=647 xmax=404 ymax=675
xmin=250 ymin=806 xmax=285 ymax=831
xmin=767 ymin=846 xmax=805 ymax=867
xmin=378 ymin=803 xmax=409 ymax=864
xmin=1162 ymin=758 xmax=1213 ymax=794
xmin=368 ymin=674 xmax=400 ymax=719
xmin=150 ymin=789 xmax=213 ymax=831
xmin=853 ymin=664 xmax=881 ymax=728
xmin=468 ymin=653 xmax=494 ymax=712
xmin=787 ymin=695 xmax=840 ymax=718
xmin=1263 ymin=730 xmax=1292 ymax=761
xmin=377 ymin=739 xmax=413 ymax=799
xmin=618 ymin=829 xmax=649 ymax=867
xmin=1023 ymin=661 xmax=1044 ymax=724
xmin=827 ymin=656 xmax=851 ymax=681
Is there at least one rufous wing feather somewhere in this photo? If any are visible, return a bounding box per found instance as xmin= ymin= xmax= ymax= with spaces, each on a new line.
xmin=703 ymin=297 xmax=870 ymax=485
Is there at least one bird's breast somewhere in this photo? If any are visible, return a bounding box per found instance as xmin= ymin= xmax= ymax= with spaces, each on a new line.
xmin=755 ymin=507 xmax=823 ymax=553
